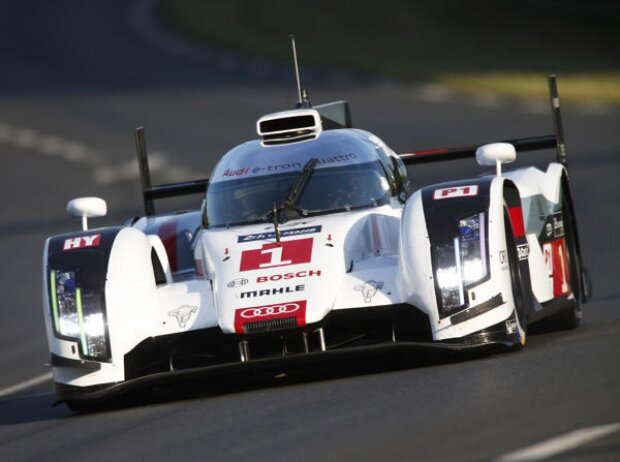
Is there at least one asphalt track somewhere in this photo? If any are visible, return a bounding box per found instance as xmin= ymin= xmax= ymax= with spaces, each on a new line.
xmin=0 ymin=1 xmax=619 ymax=461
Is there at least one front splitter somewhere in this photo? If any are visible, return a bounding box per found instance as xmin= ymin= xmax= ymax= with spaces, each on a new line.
xmin=56 ymin=339 xmax=509 ymax=406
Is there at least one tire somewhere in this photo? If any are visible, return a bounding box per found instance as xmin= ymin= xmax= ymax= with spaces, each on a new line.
xmin=504 ymin=208 xmax=527 ymax=348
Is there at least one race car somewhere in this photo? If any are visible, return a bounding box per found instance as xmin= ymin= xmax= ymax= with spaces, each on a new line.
xmin=42 ymin=73 xmax=590 ymax=409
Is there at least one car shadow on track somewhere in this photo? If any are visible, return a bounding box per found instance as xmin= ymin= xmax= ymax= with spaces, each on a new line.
xmin=0 ymin=393 xmax=72 ymax=424
xmin=60 ymin=346 xmax=508 ymax=415
xmin=1 ymin=327 xmax=584 ymax=423
xmin=0 ymin=347 xmax=498 ymax=423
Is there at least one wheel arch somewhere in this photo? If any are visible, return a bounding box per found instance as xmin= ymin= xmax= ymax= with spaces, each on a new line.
xmin=500 ymin=178 xmax=535 ymax=323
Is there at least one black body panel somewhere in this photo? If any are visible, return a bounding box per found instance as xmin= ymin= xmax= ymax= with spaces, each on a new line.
xmin=421 ymin=177 xmax=493 ymax=243
xmin=46 ymin=226 xmax=123 ymax=360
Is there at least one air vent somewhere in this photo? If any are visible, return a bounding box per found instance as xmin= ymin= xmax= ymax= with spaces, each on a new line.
xmin=243 ymin=317 xmax=298 ymax=334
xmin=256 ymin=109 xmax=322 ymax=146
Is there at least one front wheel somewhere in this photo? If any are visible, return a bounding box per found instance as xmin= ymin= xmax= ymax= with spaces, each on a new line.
xmin=505 ymin=208 xmax=527 ymax=348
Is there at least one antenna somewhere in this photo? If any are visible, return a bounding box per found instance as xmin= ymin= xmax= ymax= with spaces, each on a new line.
xmin=290 ymin=35 xmax=310 ymax=108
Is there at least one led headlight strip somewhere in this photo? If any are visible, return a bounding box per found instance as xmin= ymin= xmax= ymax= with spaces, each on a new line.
xmin=50 ymin=270 xmax=60 ymax=333
xmin=48 ymin=269 xmax=110 ymax=361
xmin=75 ymin=287 xmax=87 ymax=355
xmin=434 ymin=212 xmax=489 ymax=317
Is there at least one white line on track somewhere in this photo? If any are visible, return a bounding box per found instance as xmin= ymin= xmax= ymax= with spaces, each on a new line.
xmin=0 ymin=121 xmax=102 ymax=166
xmin=0 ymin=372 xmax=53 ymax=398
xmin=492 ymin=422 xmax=620 ymax=462
xmin=0 ymin=121 xmax=201 ymax=184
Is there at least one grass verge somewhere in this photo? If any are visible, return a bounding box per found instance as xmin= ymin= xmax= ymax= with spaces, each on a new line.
xmin=160 ymin=0 xmax=619 ymax=104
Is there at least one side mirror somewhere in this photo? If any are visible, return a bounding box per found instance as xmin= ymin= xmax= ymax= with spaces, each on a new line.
xmin=476 ymin=143 xmax=516 ymax=177
xmin=66 ymin=197 xmax=107 ymax=231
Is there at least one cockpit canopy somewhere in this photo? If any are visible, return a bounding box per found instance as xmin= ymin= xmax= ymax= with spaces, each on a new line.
xmin=204 ymin=129 xmax=407 ymax=228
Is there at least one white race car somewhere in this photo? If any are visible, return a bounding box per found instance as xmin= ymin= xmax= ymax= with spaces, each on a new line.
xmin=42 ymin=75 xmax=590 ymax=409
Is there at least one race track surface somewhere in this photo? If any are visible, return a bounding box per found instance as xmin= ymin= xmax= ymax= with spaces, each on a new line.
xmin=0 ymin=1 xmax=619 ymax=461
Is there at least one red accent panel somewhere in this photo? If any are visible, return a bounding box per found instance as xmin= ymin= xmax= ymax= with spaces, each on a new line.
xmin=411 ymin=148 xmax=450 ymax=156
xmin=239 ymin=238 xmax=313 ymax=272
xmin=234 ymin=300 xmax=307 ymax=333
xmin=508 ymin=207 xmax=525 ymax=238
xmin=159 ymin=219 xmax=178 ymax=273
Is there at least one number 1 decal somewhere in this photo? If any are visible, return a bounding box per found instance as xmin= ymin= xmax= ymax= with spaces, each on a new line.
xmin=543 ymin=240 xmax=570 ymax=297
xmin=557 ymin=241 xmax=569 ymax=295
xmin=258 ymin=246 xmax=293 ymax=268
xmin=239 ymin=238 xmax=313 ymax=271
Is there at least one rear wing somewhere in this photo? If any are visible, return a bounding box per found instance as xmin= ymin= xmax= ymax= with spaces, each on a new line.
xmin=135 ymin=75 xmax=566 ymax=216
xmin=399 ymin=135 xmax=556 ymax=164
xmin=398 ymin=74 xmax=568 ymax=167
xmin=134 ymin=127 xmax=208 ymax=216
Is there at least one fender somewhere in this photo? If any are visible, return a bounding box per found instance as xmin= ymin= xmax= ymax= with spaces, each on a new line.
xmin=400 ymin=176 xmax=534 ymax=341
xmin=44 ymin=227 xmax=162 ymax=389
xmin=502 ymin=179 xmax=535 ymax=322
xmin=504 ymin=163 xmax=578 ymax=315
xmin=44 ymin=227 xmax=124 ymax=388
xmin=44 ymin=227 xmax=123 ymax=361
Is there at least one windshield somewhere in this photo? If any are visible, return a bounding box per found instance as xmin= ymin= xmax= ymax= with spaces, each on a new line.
xmin=205 ymin=160 xmax=395 ymax=228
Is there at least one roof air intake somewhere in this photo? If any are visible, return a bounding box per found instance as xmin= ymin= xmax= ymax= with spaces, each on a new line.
xmin=257 ymin=109 xmax=322 ymax=146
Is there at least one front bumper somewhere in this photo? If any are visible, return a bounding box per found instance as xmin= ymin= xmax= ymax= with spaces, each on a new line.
xmin=56 ymin=304 xmax=520 ymax=406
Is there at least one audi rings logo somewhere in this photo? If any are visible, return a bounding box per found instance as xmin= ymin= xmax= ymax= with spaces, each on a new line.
xmin=227 ymin=278 xmax=248 ymax=288
xmin=234 ymin=300 xmax=306 ymax=333
xmin=240 ymin=303 xmax=300 ymax=319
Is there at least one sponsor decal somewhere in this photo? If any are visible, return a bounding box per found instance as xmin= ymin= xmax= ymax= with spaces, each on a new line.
xmin=433 ymin=185 xmax=479 ymax=200
xmin=223 ymin=167 xmax=250 ymax=177
xmin=234 ymin=300 xmax=307 ymax=333
xmin=517 ymin=244 xmax=530 ymax=261
xmin=216 ymin=153 xmax=359 ymax=183
xmin=227 ymin=278 xmax=248 ymax=288
xmin=248 ymin=162 xmax=303 ymax=175
xmin=541 ymin=212 xmax=564 ymax=242
xmin=354 ymin=280 xmax=384 ymax=303
xmin=545 ymin=222 xmax=553 ymax=238
xmin=553 ymin=212 xmax=564 ymax=238
xmin=238 ymin=225 xmax=322 ymax=243
xmin=240 ymin=284 xmax=305 ymax=299
xmin=168 ymin=305 xmax=198 ymax=328
xmin=257 ymin=270 xmax=321 ymax=283
xmin=240 ymin=238 xmax=313 ymax=271
xmin=62 ymin=234 xmax=101 ymax=251
xmin=498 ymin=250 xmax=507 ymax=265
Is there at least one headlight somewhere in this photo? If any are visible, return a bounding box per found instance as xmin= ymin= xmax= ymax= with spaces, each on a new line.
xmin=49 ymin=270 xmax=110 ymax=361
xmin=434 ymin=212 xmax=488 ymax=317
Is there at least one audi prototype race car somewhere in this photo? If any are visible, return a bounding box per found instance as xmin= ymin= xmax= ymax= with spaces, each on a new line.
xmin=42 ymin=63 xmax=590 ymax=408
